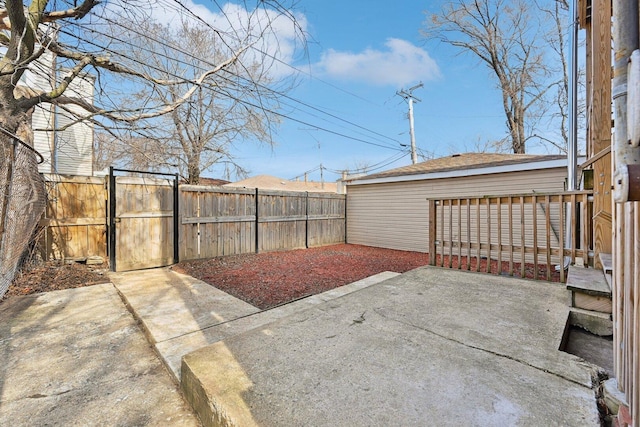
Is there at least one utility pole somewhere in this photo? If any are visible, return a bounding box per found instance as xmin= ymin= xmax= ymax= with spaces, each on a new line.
xmin=397 ymin=82 xmax=423 ymax=164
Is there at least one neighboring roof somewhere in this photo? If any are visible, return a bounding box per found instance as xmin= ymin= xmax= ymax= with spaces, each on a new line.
xmin=195 ymin=177 xmax=230 ymax=186
xmin=224 ymin=174 xmax=338 ymax=193
xmin=348 ymin=153 xmax=571 ymax=185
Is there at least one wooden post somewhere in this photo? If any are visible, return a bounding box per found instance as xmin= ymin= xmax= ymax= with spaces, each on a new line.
xmin=466 ymin=198 xmax=471 ymax=271
xmin=448 ymin=200 xmax=453 ymax=268
xmin=428 ymin=199 xmax=436 ymax=266
xmin=173 ymin=174 xmax=179 ymax=264
xmin=508 ymin=196 xmax=514 ymax=276
xmin=305 ymin=192 xmax=309 ymax=249
xmin=457 ymin=199 xmax=462 ymax=269
xmin=590 ymin=0 xmax=613 ymax=268
xmin=108 ymin=167 xmax=116 ymax=272
xmin=476 ymin=198 xmax=481 ymax=272
xmin=532 ymin=195 xmax=538 ymax=280
xmin=559 ymin=195 xmax=566 ymax=283
xmin=546 ymin=195 xmax=552 ymax=281
xmin=520 ymin=196 xmax=525 ymax=278
xmin=497 ymin=197 xmax=502 ymax=274
xmin=255 ymin=188 xmax=259 ymax=253
xmin=486 ymin=198 xmax=491 ymax=274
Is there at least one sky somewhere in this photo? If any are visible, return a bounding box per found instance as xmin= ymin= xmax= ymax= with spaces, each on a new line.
xmin=192 ymin=1 xmax=569 ymax=182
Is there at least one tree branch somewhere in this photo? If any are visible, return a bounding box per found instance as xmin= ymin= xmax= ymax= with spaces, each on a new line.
xmin=0 ymin=0 xmax=100 ymax=31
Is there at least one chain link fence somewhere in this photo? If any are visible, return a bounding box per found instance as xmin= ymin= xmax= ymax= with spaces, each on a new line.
xmin=0 ymin=135 xmax=46 ymax=299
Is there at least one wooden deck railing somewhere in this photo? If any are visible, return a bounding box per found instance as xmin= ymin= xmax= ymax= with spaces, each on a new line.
xmin=428 ymin=191 xmax=594 ymax=282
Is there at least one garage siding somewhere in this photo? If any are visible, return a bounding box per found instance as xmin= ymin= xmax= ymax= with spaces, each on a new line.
xmin=346 ymin=167 xmax=567 ymax=253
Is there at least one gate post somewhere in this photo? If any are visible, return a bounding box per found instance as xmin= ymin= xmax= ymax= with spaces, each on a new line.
xmin=108 ymin=166 xmax=116 ymax=272
xmin=173 ymin=173 xmax=179 ymax=263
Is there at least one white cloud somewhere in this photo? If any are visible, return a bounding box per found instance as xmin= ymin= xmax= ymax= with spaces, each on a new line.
xmin=316 ymin=38 xmax=440 ymax=87
xmin=152 ymin=1 xmax=307 ymax=78
xmin=101 ymin=0 xmax=306 ymax=80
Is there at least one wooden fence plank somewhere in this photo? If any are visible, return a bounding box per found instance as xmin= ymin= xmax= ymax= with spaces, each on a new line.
xmin=428 ymin=200 xmax=436 ymax=266
xmin=426 ymin=191 xmax=592 ymax=282
xmin=559 ymin=195 xmax=565 ymax=283
xmin=546 ymin=195 xmax=552 ymax=281
xmin=497 ymin=197 xmax=502 ymax=272
xmin=508 ymin=197 xmax=514 ymax=276
xmin=532 ymin=195 xmax=538 ymax=280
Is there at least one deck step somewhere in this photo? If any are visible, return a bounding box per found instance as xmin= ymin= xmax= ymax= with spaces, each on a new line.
xmin=599 ymin=253 xmax=613 ymax=275
xmin=567 ymin=266 xmax=612 ymax=314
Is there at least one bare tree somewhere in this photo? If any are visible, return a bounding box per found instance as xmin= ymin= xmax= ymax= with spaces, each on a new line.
xmin=0 ymin=0 xmax=303 ymax=294
xmin=96 ymin=18 xmax=295 ymax=183
xmin=424 ymin=0 xmax=561 ymax=153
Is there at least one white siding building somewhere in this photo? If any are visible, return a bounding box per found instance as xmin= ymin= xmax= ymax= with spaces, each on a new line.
xmin=345 ymin=153 xmax=580 ymax=253
xmin=24 ymin=51 xmax=95 ymax=176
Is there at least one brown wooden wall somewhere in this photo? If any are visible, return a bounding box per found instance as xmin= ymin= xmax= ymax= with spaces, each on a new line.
xmin=585 ymin=0 xmax=613 ymax=269
xmin=40 ymin=174 xmax=107 ymax=260
xmin=180 ymin=186 xmax=257 ymax=260
xmin=180 ymin=186 xmax=346 ymax=260
xmin=40 ymin=177 xmax=346 ymax=263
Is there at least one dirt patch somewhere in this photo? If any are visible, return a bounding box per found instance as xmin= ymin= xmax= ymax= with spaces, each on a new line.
xmin=173 ymin=244 xmax=430 ymax=309
xmin=3 ymin=261 xmax=110 ymax=301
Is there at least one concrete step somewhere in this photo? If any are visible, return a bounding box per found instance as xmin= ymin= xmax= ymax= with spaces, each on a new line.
xmin=568 ymin=307 xmax=612 ymax=336
xmin=566 ymin=266 xmax=612 ymax=314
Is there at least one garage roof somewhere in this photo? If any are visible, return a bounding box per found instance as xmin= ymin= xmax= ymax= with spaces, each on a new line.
xmin=348 ymin=153 xmax=571 ymax=185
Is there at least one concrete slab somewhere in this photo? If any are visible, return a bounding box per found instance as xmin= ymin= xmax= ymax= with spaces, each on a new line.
xmin=110 ymin=268 xmax=261 ymax=343
xmin=0 ymin=284 xmax=199 ymax=426
xmin=182 ymin=267 xmax=601 ymax=427
xmin=155 ymin=271 xmax=400 ymax=379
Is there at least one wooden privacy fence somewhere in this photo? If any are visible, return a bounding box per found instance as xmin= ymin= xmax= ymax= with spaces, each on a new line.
xmin=40 ymin=174 xmax=107 ymax=260
xmin=40 ymin=177 xmax=346 ymax=265
xmin=179 ymin=186 xmax=346 ymax=260
xmin=428 ymin=191 xmax=593 ymax=282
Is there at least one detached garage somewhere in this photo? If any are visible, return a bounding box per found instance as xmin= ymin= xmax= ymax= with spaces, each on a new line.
xmin=345 ymin=153 xmax=578 ymax=254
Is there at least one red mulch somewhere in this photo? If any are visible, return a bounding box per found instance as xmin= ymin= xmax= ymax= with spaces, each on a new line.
xmin=173 ymin=243 xmax=561 ymax=310
xmin=173 ymin=244 xmax=430 ymax=309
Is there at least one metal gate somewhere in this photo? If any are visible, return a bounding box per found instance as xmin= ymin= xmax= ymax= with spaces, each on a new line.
xmin=108 ymin=167 xmax=179 ymax=272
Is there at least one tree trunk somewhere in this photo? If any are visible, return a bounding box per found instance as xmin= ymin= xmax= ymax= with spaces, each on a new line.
xmin=187 ymin=155 xmax=201 ymax=184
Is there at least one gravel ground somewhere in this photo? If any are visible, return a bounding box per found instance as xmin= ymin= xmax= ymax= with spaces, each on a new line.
xmin=173 ymin=244 xmax=430 ymax=309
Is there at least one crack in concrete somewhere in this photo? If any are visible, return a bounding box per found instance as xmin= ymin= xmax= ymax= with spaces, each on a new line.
xmin=26 ymin=389 xmax=71 ymax=399
xmin=372 ymin=308 xmax=596 ymax=390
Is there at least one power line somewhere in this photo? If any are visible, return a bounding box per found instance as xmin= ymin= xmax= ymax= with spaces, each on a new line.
xmin=46 ymin=19 xmax=405 ymax=151
xmin=290 ymin=149 xmax=410 ymax=180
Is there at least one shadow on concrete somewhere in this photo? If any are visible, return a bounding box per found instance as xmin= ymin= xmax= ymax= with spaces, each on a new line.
xmin=0 ymin=283 xmax=199 ymax=426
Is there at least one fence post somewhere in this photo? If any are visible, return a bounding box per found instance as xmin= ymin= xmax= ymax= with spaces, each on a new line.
xmin=305 ymin=192 xmax=309 ymax=248
xmin=108 ymin=166 xmax=116 ymax=271
xmin=428 ymin=199 xmax=436 ymax=265
xmin=344 ymin=194 xmax=347 ymax=244
xmin=173 ymin=174 xmax=179 ymax=263
xmin=255 ymin=188 xmax=259 ymax=253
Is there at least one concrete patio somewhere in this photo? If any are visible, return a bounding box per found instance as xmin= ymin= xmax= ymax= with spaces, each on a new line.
xmin=178 ymin=267 xmax=602 ymax=426
xmin=1 ymin=266 xmax=605 ymax=426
